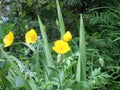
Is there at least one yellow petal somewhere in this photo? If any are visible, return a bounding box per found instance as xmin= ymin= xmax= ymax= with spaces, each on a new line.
xmin=3 ymin=31 xmax=14 ymax=47
xmin=63 ymin=31 xmax=72 ymax=42
xmin=25 ymin=29 xmax=38 ymax=44
xmin=53 ymin=40 xmax=70 ymax=54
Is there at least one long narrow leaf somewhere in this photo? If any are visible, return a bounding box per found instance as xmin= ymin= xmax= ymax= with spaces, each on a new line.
xmin=56 ymin=0 xmax=65 ymax=38
xmin=76 ymin=14 xmax=86 ymax=82
xmin=38 ymin=16 xmax=55 ymax=73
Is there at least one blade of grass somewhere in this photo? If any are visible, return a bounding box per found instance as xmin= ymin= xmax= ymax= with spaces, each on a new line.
xmin=76 ymin=14 xmax=86 ymax=83
xmin=23 ymin=43 xmax=36 ymax=53
xmin=56 ymin=0 xmax=65 ymax=39
xmin=38 ymin=16 xmax=55 ymax=74
xmin=35 ymin=43 xmax=41 ymax=80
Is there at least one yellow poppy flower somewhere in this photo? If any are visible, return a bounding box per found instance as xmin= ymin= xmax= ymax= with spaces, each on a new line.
xmin=63 ymin=31 xmax=72 ymax=42
xmin=53 ymin=40 xmax=70 ymax=54
xmin=25 ymin=29 xmax=38 ymax=44
xmin=3 ymin=31 xmax=14 ymax=47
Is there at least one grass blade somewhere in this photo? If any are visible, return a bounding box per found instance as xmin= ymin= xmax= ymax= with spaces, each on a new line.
xmin=76 ymin=14 xmax=86 ymax=82
xmin=38 ymin=16 xmax=55 ymax=74
xmin=56 ymin=0 xmax=65 ymax=39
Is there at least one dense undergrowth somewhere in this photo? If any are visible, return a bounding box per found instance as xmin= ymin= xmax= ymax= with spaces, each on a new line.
xmin=0 ymin=0 xmax=120 ymax=90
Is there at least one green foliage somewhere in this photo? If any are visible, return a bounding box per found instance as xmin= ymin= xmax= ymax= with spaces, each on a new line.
xmin=88 ymin=68 xmax=110 ymax=89
xmin=76 ymin=14 xmax=86 ymax=83
xmin=0 ymin=0 xmax=120 ymax=90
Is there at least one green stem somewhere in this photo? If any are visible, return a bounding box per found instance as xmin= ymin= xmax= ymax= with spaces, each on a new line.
xmin=35 ymin=43 xmax=41 ymax=80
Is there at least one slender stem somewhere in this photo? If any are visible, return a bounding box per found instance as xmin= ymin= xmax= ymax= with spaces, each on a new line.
xmin=35 ymin=42 xmax=41 ymax=80
xmin=72 ymin=40 xmax=79 ymax=49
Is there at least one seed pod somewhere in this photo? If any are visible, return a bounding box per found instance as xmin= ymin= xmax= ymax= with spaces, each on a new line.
xmin=99 ymin=57 xmax=104 ymax=67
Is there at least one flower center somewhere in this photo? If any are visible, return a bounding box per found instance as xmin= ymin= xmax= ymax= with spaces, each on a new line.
xmin=31 ymin=35 xmax=36 ymax=41
xmin=59 ymin=47 xmax=64 ymax=51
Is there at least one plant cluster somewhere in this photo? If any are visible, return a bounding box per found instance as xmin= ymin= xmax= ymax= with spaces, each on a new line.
xmin=0 ymin=0 xmax=120 ymax=90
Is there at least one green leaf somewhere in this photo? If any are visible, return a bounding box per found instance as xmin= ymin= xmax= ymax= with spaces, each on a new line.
xmin=56 ymin=0 xmax=65 ymax=39
xmin=23 ymin=42 xmax=36 ymax=53
xmin=76 ymin=14 xmax=86 ymax=83
xmin=15 ymin=77 xmax=24 ymax=87
xmin=3 ymin=24 xmax=14 ymax=34
xmin=0 ymin=24 xmax=14 ymax=39
xmin=38 ymin=16 xmax=55 ymax=74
